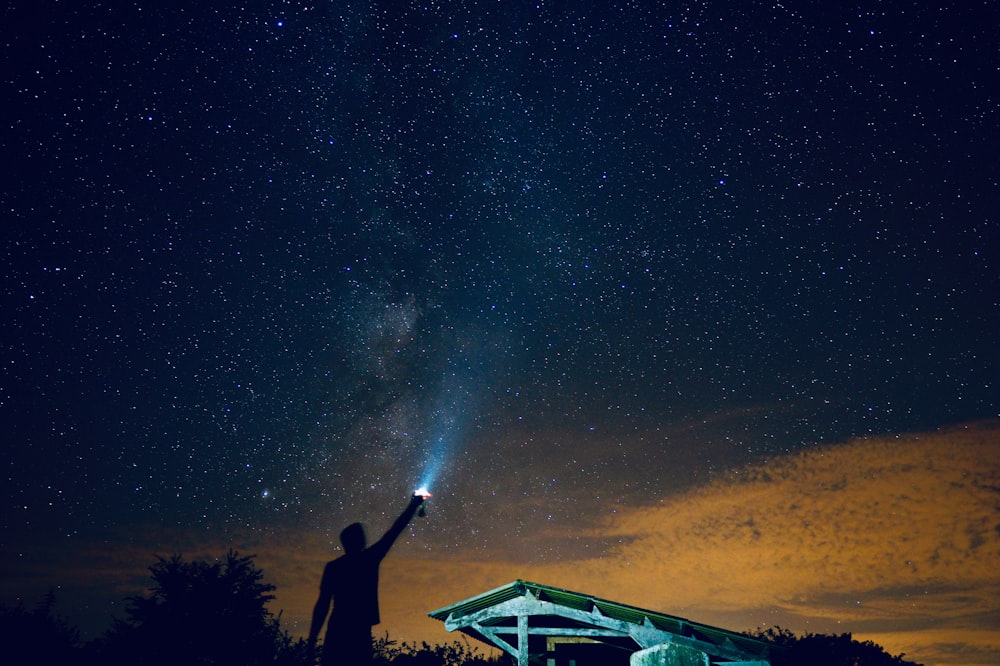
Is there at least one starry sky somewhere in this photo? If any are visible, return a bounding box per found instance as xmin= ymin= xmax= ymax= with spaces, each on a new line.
xmin=2 ymin=2 xmax=998 ymax=665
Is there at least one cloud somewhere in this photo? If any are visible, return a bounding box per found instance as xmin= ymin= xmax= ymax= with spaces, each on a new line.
xmin=860 ymin=626 xmax=1000 ymax=666
xmin=579 ymin=420 xmax=999 ymax=610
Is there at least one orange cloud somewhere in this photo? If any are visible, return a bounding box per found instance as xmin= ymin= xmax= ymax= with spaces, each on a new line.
xmin=577 ymin=420 xmax=999 ymax=607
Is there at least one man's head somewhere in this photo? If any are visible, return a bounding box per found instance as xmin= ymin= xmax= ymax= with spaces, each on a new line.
xmin=340 ymin=522 xmax=366 ymax=553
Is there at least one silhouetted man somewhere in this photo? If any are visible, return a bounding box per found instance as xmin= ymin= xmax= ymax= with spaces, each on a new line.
xmin=308 ymin=493 xmax=427 ymax=665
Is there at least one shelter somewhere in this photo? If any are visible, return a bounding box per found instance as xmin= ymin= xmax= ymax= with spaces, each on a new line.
xmin=429 ymin=580 xmax=775 ymax=666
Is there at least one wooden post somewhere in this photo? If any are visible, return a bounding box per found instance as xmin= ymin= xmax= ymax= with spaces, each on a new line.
xmin=518 ymin=613 xmax=529 ymax=666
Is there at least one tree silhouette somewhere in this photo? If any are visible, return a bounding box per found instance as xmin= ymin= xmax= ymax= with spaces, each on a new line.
xmin=0 ymin=591 xmax=82 ymax=664
xmin=753 ymin=627 xmax=923 ymax=666
xmin=94 ymin=550 xmax=306 ymax=666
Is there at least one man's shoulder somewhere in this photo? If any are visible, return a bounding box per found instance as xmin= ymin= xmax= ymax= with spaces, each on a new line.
xmin=325 ymin=551 xmax=368 ymax=569
xmin=323 ymin=554 xmax=347 ymax=571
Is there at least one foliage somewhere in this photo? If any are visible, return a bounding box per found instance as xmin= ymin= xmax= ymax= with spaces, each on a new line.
xmin=752 ymin=626 xmax=923 ymax=666
xmin=92 ymin=550 xmax=308 ymax=666
xmin=372 ymin=635 xmax=513 ymax=665
xmin=0 ymin=591 xmax=82 ymax=664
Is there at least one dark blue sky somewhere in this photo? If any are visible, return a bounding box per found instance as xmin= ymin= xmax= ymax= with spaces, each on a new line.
xmin=2 ymin=2 xmax=997 ymax=640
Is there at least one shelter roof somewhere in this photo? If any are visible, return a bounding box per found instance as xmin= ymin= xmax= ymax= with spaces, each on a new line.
xmin=429 ymin=580 xmax=774 ymax=664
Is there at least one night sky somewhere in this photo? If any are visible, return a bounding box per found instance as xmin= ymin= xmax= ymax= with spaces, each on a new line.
xmin=2 ymin=2 xmax=998 ymax=665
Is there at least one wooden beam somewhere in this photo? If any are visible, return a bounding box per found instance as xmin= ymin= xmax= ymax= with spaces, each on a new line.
xmin=491 ymin=626 xmax=628 ymax=638
xmin=517 ymin=614 xmax=529 ymax=666
xmin=472 ymin=625 xmax=519 ymax=659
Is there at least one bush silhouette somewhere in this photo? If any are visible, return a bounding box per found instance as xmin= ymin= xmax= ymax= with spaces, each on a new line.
xmin=0 ymin=591 xmax=82 ymax=664
xmin=753 ymin=626 xmax=923 ymax=666
xmin=372 ymin=636 xmax=511 ymax=666
xmin=94 ymin=550 xmax=303 ymax=666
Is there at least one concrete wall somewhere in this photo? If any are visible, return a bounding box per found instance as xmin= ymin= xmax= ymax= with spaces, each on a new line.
xmin=629 ymin=643 xmax=709 ymax=666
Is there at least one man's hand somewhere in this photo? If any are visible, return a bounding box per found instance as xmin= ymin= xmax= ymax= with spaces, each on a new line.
xmin=412 ymin=489 xmax=430 ymax=517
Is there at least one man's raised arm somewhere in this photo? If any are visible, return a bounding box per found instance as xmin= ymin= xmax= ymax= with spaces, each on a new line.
xmin=369 ymin=494 xmax=426 ymax=561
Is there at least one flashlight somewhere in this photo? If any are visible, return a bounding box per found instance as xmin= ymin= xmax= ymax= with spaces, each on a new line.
xmin=414 ymin=487 xmax=432 ymax=517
